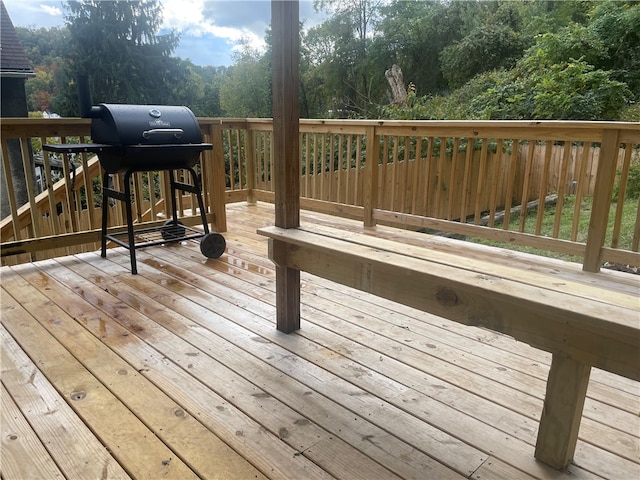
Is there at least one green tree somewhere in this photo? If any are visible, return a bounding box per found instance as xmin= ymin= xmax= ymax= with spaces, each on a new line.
xmin=219 ymin=43 xmax=271 ymax=117
xmin=25 ymin=67 xmax=57 ymax=111
xmin=16 ymin=26 xmax=69 ymax=67
xmin=18 ymin=26 xmax=69 ymax=112
xmin=466 ymin=33 xmax=631 ymax=121
xmin=307 ymin=0 xmax=385 ymax=117
xmin=588 ymin=0 xmax=640 ymax=99
xmin=373 ymin=0 xmax=465 ymax=97
xmin=531 ymin=61 xmax=630 ymax=119
xmin=380 ymin=1 xmax=634 ymax=121
xmin=60 ymin=0 xmax=180 ymax=114
xmin=440 ymin=2 xmax=527 ymax=88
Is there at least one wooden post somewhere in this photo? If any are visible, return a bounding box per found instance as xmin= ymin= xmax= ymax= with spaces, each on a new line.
xmin=583 ymin=129 xmax=620 ymax=272
xmin=272 ymin=0 xmax=300 ymax=332
xmin=535 ymin=353 xmax=591 ymax=469
xmin=209 ymin=123 xmax=228 ymax=233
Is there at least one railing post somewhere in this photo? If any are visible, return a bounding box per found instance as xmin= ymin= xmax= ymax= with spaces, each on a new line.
xmin=244 ymin=128 xmax=256 ymax=205
xmin=583 ymin=128 xmax=620 ymax=272
xmin=208 ymin=122 xmax=228 ymax=233
xmin=363 ymin=126 xmax=379 ymax=227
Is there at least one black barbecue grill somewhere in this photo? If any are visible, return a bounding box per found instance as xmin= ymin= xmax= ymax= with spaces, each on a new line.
xmin=43 ymin=76 xmax=226 ymax=274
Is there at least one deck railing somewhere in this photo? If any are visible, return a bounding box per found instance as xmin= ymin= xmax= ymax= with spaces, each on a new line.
xmin=2 ymin=118 xmax=639 ymax=272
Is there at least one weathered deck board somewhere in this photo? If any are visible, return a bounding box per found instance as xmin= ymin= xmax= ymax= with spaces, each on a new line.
xmin=0 ymin=382 xmax=66 ymax=480
xmin=1 ymin=202 xmax=638 ymax=480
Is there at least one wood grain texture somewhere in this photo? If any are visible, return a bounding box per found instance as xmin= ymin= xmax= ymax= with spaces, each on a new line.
xmin=258 ymin=215 xmax=639 ymax=471
xmin=1 ymin=202 xmax=637 ymax=479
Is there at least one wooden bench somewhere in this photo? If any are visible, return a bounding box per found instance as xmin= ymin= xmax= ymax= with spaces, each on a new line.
xmin=258 ymin=222 xmax=640 ymax=471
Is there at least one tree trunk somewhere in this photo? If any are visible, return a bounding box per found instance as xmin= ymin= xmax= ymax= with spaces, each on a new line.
xmin=385 ymin=64 xmax=408 ymax=105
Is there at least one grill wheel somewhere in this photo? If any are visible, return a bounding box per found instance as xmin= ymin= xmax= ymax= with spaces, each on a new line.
xmin=200 ymin=233 xmax=226 ymax=259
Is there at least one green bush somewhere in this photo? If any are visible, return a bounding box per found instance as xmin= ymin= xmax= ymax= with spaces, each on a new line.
xmin=613 ymin=162 xmax=640 ymax=201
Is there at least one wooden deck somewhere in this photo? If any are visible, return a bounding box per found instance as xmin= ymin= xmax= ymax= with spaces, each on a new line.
xmin=1 ymin=202 xmax=638 ymax=480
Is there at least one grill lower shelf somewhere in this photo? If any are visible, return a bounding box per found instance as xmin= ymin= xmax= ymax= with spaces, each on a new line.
xmin=107 ymin=222 xmax=206 ymax=250
xmin=99 ymin=165 xmax=225 ymax=274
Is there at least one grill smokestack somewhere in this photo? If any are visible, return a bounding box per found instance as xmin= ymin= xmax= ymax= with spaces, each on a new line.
xmin=76 ymin=74 xmax=102 ymax=118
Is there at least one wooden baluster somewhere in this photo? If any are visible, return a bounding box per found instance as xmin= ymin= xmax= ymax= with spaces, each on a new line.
xmin=502 ymin=139 xmax=520 ymax=229
xmin=535 ymin=141 xmax=553 ymax=235
xmin=446 ymin=137 xmax=460 ymax=221
xmin=584 ymin=129 xmax=621 ymax=272
xmin=363 ymin=126 xmax=379 ymax=227
xmin=245 ymin=129 xmax=256 ymax=204
xmin=610 ymin=144 xmax=633 ymax=248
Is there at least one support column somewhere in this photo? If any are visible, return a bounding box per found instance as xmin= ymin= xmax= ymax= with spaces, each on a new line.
xmin=271 ymin=0 xmax=300 ymax=332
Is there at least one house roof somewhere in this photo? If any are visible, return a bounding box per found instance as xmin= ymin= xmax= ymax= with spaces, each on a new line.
xmin=1 ymin=0 xmax=35 ymax=77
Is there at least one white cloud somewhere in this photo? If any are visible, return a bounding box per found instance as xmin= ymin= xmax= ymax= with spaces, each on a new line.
xmin=161 ymin=0 xmax=266 ymax=53
xmin=5 ymin=0 xmax=325 ymax=67
xmin=40 ymin=4 xmax=61 ymax=16
xmin=160 ymin=0 xmax=208 ymax=31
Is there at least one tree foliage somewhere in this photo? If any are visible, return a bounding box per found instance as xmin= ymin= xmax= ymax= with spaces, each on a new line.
xmin=59 ymin=0 xmax=181 ymax=114
xmin=377 ymin=0 xmax=638 ymax=121
xmin=219 ymin=43 xmax=271 ymax=118
xmin=18 ymin=0 xmax=639 ymax=121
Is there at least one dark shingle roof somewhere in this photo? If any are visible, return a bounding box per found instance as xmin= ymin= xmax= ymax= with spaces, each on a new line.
xmin=1 ymin=0 xmax=34 ymax=76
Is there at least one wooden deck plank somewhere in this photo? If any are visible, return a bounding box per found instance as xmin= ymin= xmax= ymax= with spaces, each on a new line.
xmin=170 ymin=216 xmax=640 ymax=454
xmin=1 ymin=202 xmax=638 ymax=480
xmin=111 ymin=241 xmax=607 ymax=479
xmin=5 ymin=262 xmax=270 ymax=480
xmin=1 ymin=302 xmax=131 ymax=480
xmin=65 ymin=250 xmax=467 ymax=479
xmin=1 ymin=273 xmax=203 ymax=480
xmin=14 ymin=258 xmax=335 ymax=480
xmin=32 ymin=252 xmax=420 ymax=480
xmin=470 ymin=457 xmax=538 ymax=480
xmin=0 ymin=383 xmax=66 ymax=480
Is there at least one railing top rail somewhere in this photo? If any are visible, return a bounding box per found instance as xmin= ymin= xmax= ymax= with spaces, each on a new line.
xmin=207 ymin=117 xmax=640 ymax=142
xmin=4 ymin=116 xmax=638 ymax=130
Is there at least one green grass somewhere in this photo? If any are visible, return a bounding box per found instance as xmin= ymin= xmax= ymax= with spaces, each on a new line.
xmin=467 ymin=195 xmax=638 ymax=263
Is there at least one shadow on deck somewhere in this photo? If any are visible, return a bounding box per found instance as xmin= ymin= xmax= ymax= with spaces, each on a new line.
xmin=1 ymin=202 xmax=638 ymax=480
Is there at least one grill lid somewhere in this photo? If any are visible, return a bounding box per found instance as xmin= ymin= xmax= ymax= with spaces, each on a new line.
xmin=91 ymin=103 xmax=203 ymax=146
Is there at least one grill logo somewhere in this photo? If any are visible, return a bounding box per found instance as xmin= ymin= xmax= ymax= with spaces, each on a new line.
xmin=148 ymin=108 xmax=162 ymax=118
xmin=149 ymin=119 xmax=171 ymax=127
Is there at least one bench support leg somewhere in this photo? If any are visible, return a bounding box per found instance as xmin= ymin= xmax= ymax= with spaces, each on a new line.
xmin=268 ymin=239 xmax=300 ymax=333
xmin=535 ymin=353 xmax=591 ymax=470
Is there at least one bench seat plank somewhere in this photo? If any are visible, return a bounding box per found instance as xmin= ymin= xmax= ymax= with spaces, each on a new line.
xmin=299 ymin=223 xmax=638 ymax=310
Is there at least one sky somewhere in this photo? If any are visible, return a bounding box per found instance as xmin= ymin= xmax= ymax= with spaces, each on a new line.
xmin=3 ymin=0 xmax=326 ymax=67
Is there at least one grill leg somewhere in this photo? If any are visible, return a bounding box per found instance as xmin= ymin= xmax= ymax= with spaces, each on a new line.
xmin=101 ymin=172 xmax=110 ymax=257
xmin=169 ymin=170 xmax=179 ymax=224
xmin=187 ymin=167 xmax=210 ymax=234
xmin=123 ymin=170 xmax=137 ymax=275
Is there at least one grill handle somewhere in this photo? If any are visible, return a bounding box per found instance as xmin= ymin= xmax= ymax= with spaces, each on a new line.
xmin=142 ymin=128 xmax=184 ymax=139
